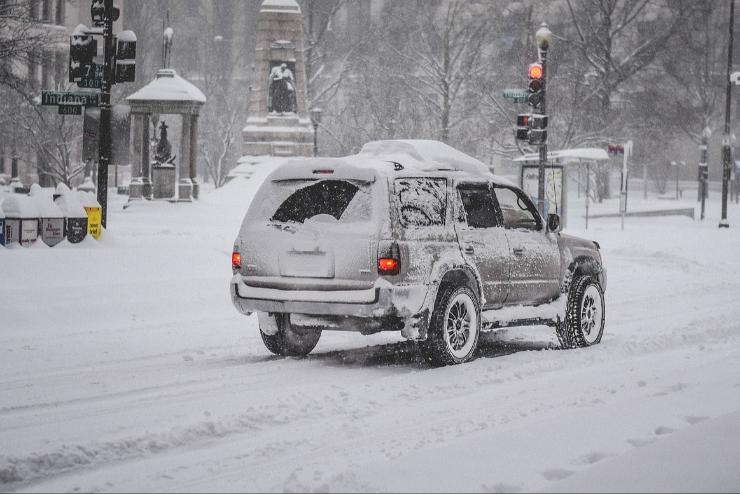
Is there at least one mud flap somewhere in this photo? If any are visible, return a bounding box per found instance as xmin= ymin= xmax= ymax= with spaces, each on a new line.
xmin=257 ymin=311 xmax=280 ymax=335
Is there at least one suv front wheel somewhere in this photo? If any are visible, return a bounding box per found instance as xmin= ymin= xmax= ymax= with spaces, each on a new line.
xmin=420 ymin=285 xmax=481 ymax=366
xmin=260 ymin=313 xmax=322 ymax=357
xmin=557 ymin=276 xmax=605 ymax=349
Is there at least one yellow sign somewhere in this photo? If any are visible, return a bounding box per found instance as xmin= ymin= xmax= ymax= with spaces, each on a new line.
xmin=85 ymin=206 xmax=102 ymax=240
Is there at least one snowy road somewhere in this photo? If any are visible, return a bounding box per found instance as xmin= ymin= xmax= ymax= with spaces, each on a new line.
xmin=2 ymin=181 xmax=740 ymax=492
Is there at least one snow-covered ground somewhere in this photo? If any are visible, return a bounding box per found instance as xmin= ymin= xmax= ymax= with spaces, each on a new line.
xmin=1 ymin=174 xmax=740 ymax=493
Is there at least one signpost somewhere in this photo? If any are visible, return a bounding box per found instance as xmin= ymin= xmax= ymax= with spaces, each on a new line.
xmin=58 ymin=104 xmax=83 ymax=116
xmin=77 ymin=63 xmax=105 ymax=89
xmin=503 ymin=88 xmax=529 ymax=104
xmin=41 ymin=90 xmax=99 ymax=107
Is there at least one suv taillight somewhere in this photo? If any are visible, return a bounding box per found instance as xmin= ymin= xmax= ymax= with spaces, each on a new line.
xmin=378 ymin=242 xmax=401 ymax=276
xmin=232 ymin=251 xmax=241 ymax=272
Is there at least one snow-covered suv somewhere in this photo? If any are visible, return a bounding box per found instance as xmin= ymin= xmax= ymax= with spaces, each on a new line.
xmin=230 ymin=140 xmax=606 ymax=365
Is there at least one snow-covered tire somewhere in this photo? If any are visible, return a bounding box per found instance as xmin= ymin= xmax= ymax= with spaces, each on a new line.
xmin=419 ymin=285 xmax=481 ymax=366
xmin=557 ymin=276 xmax=605 ymax=349
xmin=260 ymin=314 xmax=321 ymax=357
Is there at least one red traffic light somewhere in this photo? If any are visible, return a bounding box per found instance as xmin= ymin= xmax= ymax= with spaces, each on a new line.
xmin=528 ymin=63 xmax=544 ymax=79
xmin=516 ymin=114 xmax=530 ymax=127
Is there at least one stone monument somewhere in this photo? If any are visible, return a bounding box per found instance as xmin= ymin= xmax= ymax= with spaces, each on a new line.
xmin=126 ymin=24 xmax=206 ymax=202
xmin=242 ymin=0 xmax=313 ymax=157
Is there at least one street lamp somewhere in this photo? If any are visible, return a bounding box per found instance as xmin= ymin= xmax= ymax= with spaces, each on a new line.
xmin=534 ymin=22 xmax=552 ymax=218
xmin=719 ymin=0 xmax=734 ymax=228
xmin=310 ymin=107 xmax=322 ymax=157
xmin=699 ymin=126 xmax=711 ymax=220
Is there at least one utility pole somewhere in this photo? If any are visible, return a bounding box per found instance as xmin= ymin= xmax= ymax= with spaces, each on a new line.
xmin=720 ymin=0 xmax=734 ymax=228
xmin=535 ymin=24 xmax=552 ymax=219
xmin=96 ymin=0 xmax=114 ymax=229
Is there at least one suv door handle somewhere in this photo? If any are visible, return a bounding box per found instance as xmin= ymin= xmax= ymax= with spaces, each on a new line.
xmin=464 ymin=244 xmax=475 ymax=255
xmin=513 ymin=247 xmax=524 ymax=256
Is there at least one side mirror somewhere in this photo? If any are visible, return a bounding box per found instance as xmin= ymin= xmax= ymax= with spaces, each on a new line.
xmin=547 ymin=213 xmax=560 ymax=233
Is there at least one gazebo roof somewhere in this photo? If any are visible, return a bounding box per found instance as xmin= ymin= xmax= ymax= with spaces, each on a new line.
xmin=261 ymin=0 xmax=300 ymax=13
xmin=127 ymin=69 xmax=205 ymax=114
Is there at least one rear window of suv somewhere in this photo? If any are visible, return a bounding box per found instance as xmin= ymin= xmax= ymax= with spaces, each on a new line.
xmin=268 ymin=180 xmax=373 ymax=224
xmin=395 ymin=178 xmax=447 ymax=227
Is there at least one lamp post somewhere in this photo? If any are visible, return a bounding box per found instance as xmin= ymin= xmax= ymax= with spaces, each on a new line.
xmin=535 ymin=23 xmax=552 ymax=218
xmin=699 ymin=126 xmax=711 ymax=220
xmin=310 ymin=107 xmax=322 ymax=157
xmin=720 ymin=0 xmax=734 ymax=228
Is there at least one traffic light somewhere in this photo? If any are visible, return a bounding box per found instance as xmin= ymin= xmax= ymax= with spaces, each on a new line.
xmin=528 ymin=62 xmax=545 ymax=111
xmin=515 ymin=114 xmax=531 ymax=141
xmin=114 ymin=30 xmax=137 ymax=83
xmin=91 ymin=0 xmax=105 ymax=26
xmin=69 ymin=35 xmax=97 ymax=82
xmin=529 ymin=114 xmax=548 ymax=145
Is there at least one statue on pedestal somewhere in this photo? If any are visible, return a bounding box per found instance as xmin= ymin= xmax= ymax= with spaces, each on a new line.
xmin=268 ymin=62 xmax=296 ymax=114
xmin=153 ymin=121 xmax=176 ymax=166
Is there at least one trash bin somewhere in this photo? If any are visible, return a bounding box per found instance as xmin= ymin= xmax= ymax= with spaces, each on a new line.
xmin=77 ymin=190 xmax=102 ymax=240
xmin=54 ymin=183 xmax=88 ymax=244
xmin=0 ymin=202 xmax=5 ymax=247
xmin=1 ymin=195 xmax=39 ymax=247
xmin=30 ymin=184 xmax=66 ymax=247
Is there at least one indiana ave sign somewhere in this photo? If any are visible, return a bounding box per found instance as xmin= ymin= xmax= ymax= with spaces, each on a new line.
xmin=41 ymin=90 xmax=99 ymax=107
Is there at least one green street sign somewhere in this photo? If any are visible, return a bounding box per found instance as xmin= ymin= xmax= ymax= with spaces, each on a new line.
xmin=58 ymin=103 xmax=82 ymax=116
xmin=41 ymin=90 xmax=99 ymax=107
xmin=503 ymin=88 xmax=529 ymax=103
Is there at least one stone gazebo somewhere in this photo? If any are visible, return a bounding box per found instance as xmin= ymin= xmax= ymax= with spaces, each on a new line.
xmin=127 ymin=69 xmax=206 ymax=202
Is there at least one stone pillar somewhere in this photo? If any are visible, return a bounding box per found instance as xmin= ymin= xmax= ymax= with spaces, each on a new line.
xmin=128 ymin=114 xmax=143 ymax=199
xmin=178 ymin=114 xmax=193 ymax=202
xmin=141 ymin=113 xmax=152 ymax=199
xmin=190 ymin=114 xmax=199 ymax=199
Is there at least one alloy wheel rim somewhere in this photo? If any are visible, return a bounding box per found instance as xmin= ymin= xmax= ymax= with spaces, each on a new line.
xmin=580 ymin=284 xmax=603 ymax=344
xmin=444 ymin=293 xmax=478 ymax=358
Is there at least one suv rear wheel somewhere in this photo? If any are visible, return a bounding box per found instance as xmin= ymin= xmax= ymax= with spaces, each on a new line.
xmin=557 ymin=276 xmax=605 ymax=349
xmin=420 ymin=285 xmax=481 ymax=366
xmin=260 ymin=314 xmax=322 ymax=357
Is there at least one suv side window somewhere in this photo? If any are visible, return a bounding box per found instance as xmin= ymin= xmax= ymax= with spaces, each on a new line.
xmin=457 ymin=185 xmax=500 ymax=228
xmin=493 ymin=186 xmax=541 ymax=231
xmin=395 ymin=178 xmax=447 ymax=227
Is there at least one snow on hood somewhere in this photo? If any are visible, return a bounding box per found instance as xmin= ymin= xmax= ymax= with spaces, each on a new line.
xmin=29 ymin=184 xmax=64 ymax=218
xmin=2 ymin=194 xmax=39 ymax=218
xmin=126 ymin=69 xmax=206 ymax=103
xmin=77 ymin=190 xmax=101 ymax=208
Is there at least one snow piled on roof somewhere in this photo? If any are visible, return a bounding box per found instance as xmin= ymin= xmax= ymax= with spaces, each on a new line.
xmin=359 ymin=140 xmax=491 ymax=175
xmin=2 ymin=194 xmax=39 ymax=217
xmin=261 ymin=0 xmax=300 ymax=13
xmin=127 ymin=69 xmax=206 ymax=103
xmin=513 ymin=147 xmax=610 ymax=163
xmin=54 ymin=183 xmax=87 ymax=217
xmin=29 ymin=184 xmax=64 ymax=217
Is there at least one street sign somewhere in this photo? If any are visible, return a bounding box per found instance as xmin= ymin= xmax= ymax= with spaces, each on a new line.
xmin=58 ymin=103 xmax=82 ymax=116
xmin=503 ymin=88 xmax=529 ymax=103
xmin=77 ymin=63 xmax=104 ymax=89
xmin=41 ymin=91 xmax=99 ymax=107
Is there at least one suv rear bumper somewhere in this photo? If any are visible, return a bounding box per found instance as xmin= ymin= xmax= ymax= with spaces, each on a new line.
xmin=230 ymin=274 xmax=429 ymax=320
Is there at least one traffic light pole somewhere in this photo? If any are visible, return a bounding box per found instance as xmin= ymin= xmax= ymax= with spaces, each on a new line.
xmin=96 ymin=0 xmax=114 ymax=229
xmin=720 ymin=0 xmax=734 ymax=228
xmin=537 ymin=47 xmax=548 ymax=219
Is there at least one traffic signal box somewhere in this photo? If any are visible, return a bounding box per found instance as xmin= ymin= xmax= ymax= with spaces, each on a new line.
xmin=528 ymin=63 xmax=545 ymax=111
xmin=515 ymin=113 xmax=548 ymax=145
xmin=115 ymin=31 xmax=137 ymax=83
xmin=69 ymin=35 xmax=97 ymax=83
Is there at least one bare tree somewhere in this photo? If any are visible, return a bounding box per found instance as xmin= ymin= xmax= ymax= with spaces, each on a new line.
xmin=559 ymin=0 xmax=691 ymax=199
xmin=0 ymin=0 xmax=52 ymax=91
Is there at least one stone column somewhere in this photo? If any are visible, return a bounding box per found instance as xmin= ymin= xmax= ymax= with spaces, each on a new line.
xmin=141 ymin=113 xmax=152 ymax=199
xmin=189 ymin=114 xmax=199 ymax=199
xmin=128 ymin=114 xmax=143 ymax=200
xmin=178 ymin=114 xmax=193 ymax=202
